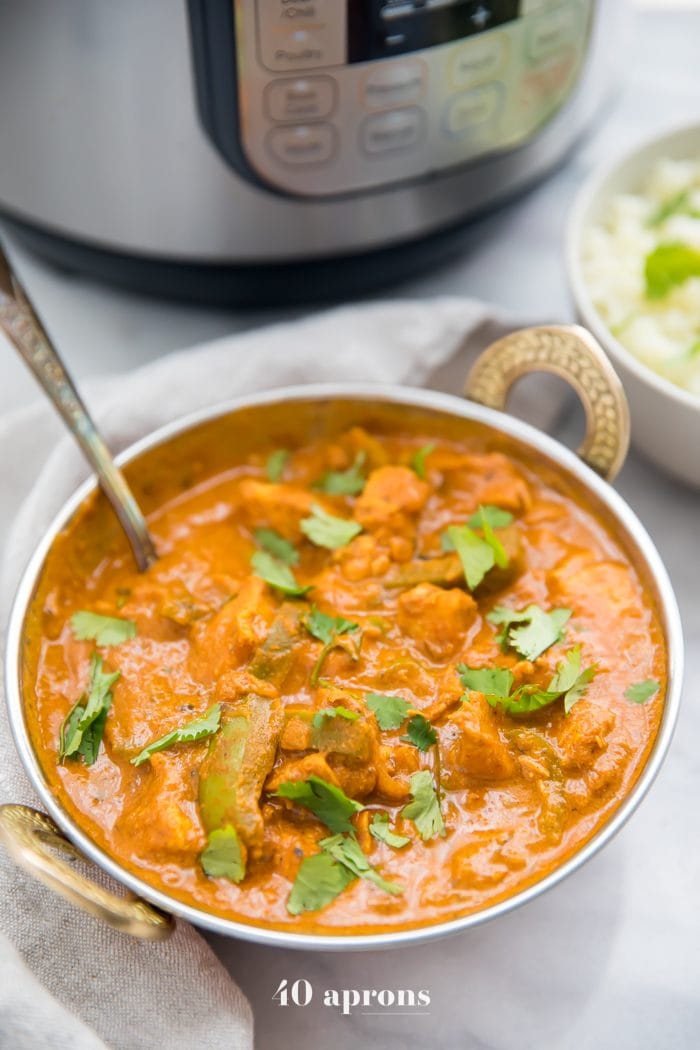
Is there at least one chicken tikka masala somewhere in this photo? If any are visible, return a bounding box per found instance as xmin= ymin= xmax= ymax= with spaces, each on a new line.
xmin=23 ymin=407 xmax=666 ymax=934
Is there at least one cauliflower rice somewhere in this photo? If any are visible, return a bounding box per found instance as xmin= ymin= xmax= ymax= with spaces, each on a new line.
xmin=581 ymin=157 xmax=700 ymax=397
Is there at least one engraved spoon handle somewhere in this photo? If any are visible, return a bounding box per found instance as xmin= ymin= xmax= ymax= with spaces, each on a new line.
xmin=0 ymin=244 xmax=157 ymax=571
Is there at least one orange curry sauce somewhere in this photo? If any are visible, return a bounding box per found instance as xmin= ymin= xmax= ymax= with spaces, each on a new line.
xmin=23 ymin=405 xmax=666 ymax=934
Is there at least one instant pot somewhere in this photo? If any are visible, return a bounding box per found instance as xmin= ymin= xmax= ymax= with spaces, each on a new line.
xmin=0 ymin=1 xmax=624 ymax=304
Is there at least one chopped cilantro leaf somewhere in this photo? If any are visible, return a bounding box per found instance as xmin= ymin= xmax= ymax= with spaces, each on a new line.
xmin=314 ymin=452 xmax=366 ymax=496
xmin=484 ymin=646 xmax=596 ymax=716
xmin=131 ymin=703 xmax=221 ymax=766
xmin=254 ymin=527 xmax=298 ymax=566
xmin=401 ymin=771 xmax=445 ymax=841
xmin=320 ymin=834 xmax=403 ymax=896
xmin=266 ymin=448 xmax=289 ymax=483
xmin=251 ymin=550 xmax=311 ymax=597
xmin=71 ymin=610 xmax=136 ymax=647
xmin=287 ymin=851 xmax=355 ymax=915
xmin=58 ymin=654 xmax=120 ymax=764
xmin=645 ymin=242 xmax=700 ymax=300
xmin=312 ymin=706 xmax=360 ymax=729
xmin=200 ymin=826 xmax=246 ymax=883
xmin=411 ymin=443 xmax=435 ymax=480
xmin=467 ymin=505 xmax=514 ymax=530
xmin=458 ymin=665 xmax=514 ymax=698
xmin=488 ymin=604 xmax=571 ymax=660
xmin=443 ymin=522 xmax=506 ymax=590
xmin=300 ymin=503 xmax=362 ymax=549
xmin=304 ymin=606 xmax=360 ymax=685
xmin=369 ymin=812 xmax=411 ymax=849
xmin=274 ymin=775 xmax=363 ymax=834
xmin=624 ymin=679 xmax=660 ymax=704
xmin=401 ymin=714 xmax=437 ymax=752
xmin=366 ymin=693 xmax=411 ymax=731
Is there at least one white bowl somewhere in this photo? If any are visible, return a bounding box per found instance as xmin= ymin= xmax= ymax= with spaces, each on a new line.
xmin=566 ymin=121 xmax=700 ymax=488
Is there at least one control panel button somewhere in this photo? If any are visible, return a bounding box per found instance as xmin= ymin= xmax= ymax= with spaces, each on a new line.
xmin=449 ymin=34 xmax=507 ymax=90
xmin=267 ymin=123 xmax=337 ymax=165
xmin=361 ymin=108 xmax=426 ymax=155
xmin=527 ymin=4 xmax=580 ymax=62
xmin=443 ymin=84 xmax=504 ymax=137
xmin=363 ymin=59 xmax=427 ymax=111
xmin=265 ymin=76 xmax=336 ymax=121
xmin=257 ymin=1 xmax=347 ymax=71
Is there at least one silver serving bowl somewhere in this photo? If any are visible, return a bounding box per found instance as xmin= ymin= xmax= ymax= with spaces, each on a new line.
xmin=0 ymin=326 xmax=683 ymax=950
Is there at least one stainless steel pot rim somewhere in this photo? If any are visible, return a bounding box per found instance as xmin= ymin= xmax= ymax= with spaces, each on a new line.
xmin=4 ymin=382 xmax=684 ymax=951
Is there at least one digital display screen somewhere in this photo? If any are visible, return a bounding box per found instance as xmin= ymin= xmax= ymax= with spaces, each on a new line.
xmin=348 ymin=1 xmax=522 ymax=62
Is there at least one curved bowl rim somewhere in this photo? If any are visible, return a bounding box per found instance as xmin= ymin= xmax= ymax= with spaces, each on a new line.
xmin=4 ymin=382 xmax=684 ymax=951
xmin=565 ymin=117 xmax=700 ymax=413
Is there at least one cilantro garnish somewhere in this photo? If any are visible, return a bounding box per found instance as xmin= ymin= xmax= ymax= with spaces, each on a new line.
xmin=312 ymin=706 xmax=359 ymax=729
xmin=442 ymin=519 xmax=507 ymax=590
xmin=484 ymin=646 xmax=596 ymax=716
xmin=71 ymin=610 xmax=136 ymax=647
xmin=320 ymin=834 xmax=403 ymax=896
xmin=467 ymin=505 xmax=514 ymax=530
xmin=647 ymin=190 xmax=700 ymax=228
xmin=488 ymin=604 xmax=571 ymax=660
xmin=286 ymin=827 xmax=404 ymax=915
xmin=314 ymin=452 xmax=366 ymax=496
xmin=401 ymin=771 xmax=445 ymax=841
xmin=200 ymin=826 xmax=246 ymax=883
xmin=251 ymin=550 xmax=311 ymax=597
xmin=266 ymin=448 xmax=289 ymax=483
xmin=287 ymin=851 xmax=355 ymax=915
xmin=254 ymin=527 xmax=299 ymax=566
xmin=458 ymin=665 xmax=515 ymax=698
xmin=303 ymin=606 xmax=360 ymax=686
xmin=366 ymin=693 xmax=411 ymax=731
xmin=300 ymin=503 xmax=362 ymax=549
xmin=624 ymin=679 xmax=660 ymax=704
xmin=411 ymin=443 xmax=435 ymax=480
xmin=274 ymin=775 xmax=363 ymax=834
xmin=369 ymin=812 xmax=411 ymax=849
xmin=645 ymin=242 xmax=700 ymax=300
xmin=131 ymin=703 xmax=221 ymax=767
xmin=58 ymin=654 xmax=120 ymax=765
xmin=401 ymin=714 xmax=437 ymax=752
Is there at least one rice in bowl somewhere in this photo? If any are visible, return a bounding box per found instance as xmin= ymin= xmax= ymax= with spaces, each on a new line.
xmin=581 ymin=156 xmax=700 ymax=397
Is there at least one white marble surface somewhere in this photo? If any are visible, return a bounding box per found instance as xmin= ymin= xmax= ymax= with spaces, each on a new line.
xmin=1 ymin=10 xmax=699 ymax=1049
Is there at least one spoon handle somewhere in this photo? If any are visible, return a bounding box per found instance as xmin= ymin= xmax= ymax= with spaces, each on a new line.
xmin=0 ymin=245 xmax=157 ymax=571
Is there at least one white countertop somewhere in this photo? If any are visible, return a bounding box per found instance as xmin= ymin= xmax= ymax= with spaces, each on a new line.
xmin=1 ymin=9 xmax=699 ymax=1050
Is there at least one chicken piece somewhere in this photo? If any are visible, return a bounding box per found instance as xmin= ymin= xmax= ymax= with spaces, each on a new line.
xmin=311 ymin=715 xmax=374 ymax=763
xmin=328 ymin=756 xmax=377 ymax=799
xmin=336 ymin=534 xmax=391 ymax=581
xmin=584 ymin=742 xmax=630 ymax=798
xmin=354 ymin=466 xmax=430 ymax=531
xmin=266 ymin=752 xmax=340 ymax=792
xmin=557 ymin=702 xmax=616 ymax=772
xmin=550 ymin=557 xmax=643 ymax=625
xmin=238 ymin=478 xmax=314 ymax=538
xmin=215 ymin=670 xmax=278 ymax=703
xmin=279 ymin=708 xmax=314 ymax=751
xmin=374 ymin=743 xmax=420 ymax=801
xmin=440 ymin=695 xmax=517 ymax=786
xmin=397 ymin=582 xmax=477 ymax=661
xmin=124 ymin=752 xmax=205 ymax=858
xmin=192 ymin=576 xmax=274 ymax=678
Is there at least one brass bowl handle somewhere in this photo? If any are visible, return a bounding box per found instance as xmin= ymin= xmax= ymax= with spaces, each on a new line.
xmin=0 ymin=804 xmax=174 ymax=941
xmin=465 ymin=325 xmax=630 ymax=482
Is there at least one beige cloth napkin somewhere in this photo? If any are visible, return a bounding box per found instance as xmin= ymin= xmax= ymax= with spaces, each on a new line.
xmin=0 ymin=298 xmax=558 ymax=1049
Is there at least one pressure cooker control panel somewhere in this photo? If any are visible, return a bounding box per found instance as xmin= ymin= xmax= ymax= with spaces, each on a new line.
xmin=219 ymin=0 xmax=593 ymax=197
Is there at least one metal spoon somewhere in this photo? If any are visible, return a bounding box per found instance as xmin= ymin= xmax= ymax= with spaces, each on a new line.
xmin=0 ymin=242 xmax=157 ymax=571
